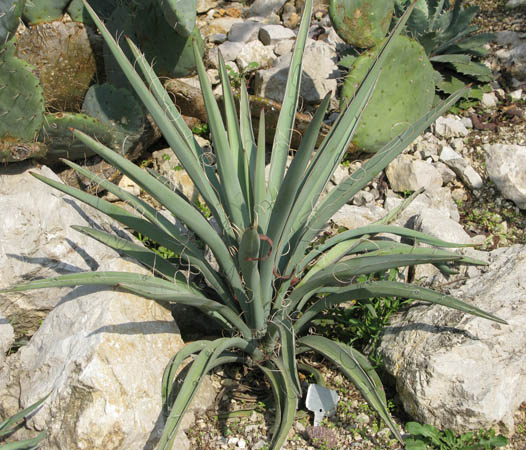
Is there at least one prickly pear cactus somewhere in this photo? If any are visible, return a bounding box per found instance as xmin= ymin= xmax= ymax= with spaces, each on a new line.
xmin=22 ymin=0 xmax=70 ymax=25
xmin=160 ymin=0 xmax=197 ymax=36
xmin=329 ymin=0 xmax=395 ymax=48
xmin=15 ymin=20 xmax=103 ymax=111
xmin=82 ymin=83 xmax=146 ymax=155
xmin=0 ymin=0 xmax=25 ymax=44
xmin=0 ymin=41 xmax=45 ymax=142
xmin=38 ymin=112 xmax=114 ymax=161
xmin=340 ymin=35 xmax=435 ymax=153
xmin=104 ymin=2 xmax=204 ymax=85
xmin=66 ymin=0 xmax=117 ymax=24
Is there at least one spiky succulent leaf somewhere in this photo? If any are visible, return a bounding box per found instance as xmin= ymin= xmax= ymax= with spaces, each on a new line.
xmin=0 ymin=395 xmax=49 ymax=438
xmin=268 ymin=358 xmax=300 ymax=449
xmin=294 ymin=280 xmax=507 ymax=333
xmin=158 ymin=337 xmax=260 ymax=449
xmin=298 ymin=336 xmax=402 ymax=441
xmin=448 ymin=59 xmax=493 ymax=82
xmin=394 ymin=0 xmax=494 ymax=89
xmin=276 ymin=319 xmax=302 ymax=396
xmin=0 ymin=432 xmax=46 ymax=449
xmin=3 ymin=1 xmax=508 ymax=449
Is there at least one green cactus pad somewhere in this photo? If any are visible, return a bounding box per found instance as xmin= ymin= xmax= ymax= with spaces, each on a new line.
xmin=160 ymin=0 xmax=197 ymax=37
xmin=104 ymin=2 xmax=203 ymax=82
xmin=340 ymin=35 xmax=435 ymax=153
xmin=66 ymin=0 xmax=117 ymax=24
xmin=134 ymin=2 xmax=203 ymax=78
xmin=0 ymin=137 xmax=47 ymax=162
xmin=38 ymin=112 xmax=114 ymax=161
xmin=22 ymin=0 xmax=69 ymax=25
xmin=329 ymin=0 xmax=395 ymax=48
xmin=15 ymin=20 xmax=103 ymax=111
xmin=0 ymin=46 xmax=44 ymax=141
xmin=0 ymin=0 xmax=25 ymax=45
xmin=82 ymin=83 xmax=146 ymax=155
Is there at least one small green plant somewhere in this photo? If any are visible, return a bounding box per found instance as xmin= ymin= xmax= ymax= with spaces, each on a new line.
xmin=191 ymin=122 xmax=209 ymax=137
xmin=404 ymin=422 xmax=508 ymax=450
xmin=312 ymin=268 xmax=411 ymax=366
xmin=1 ymin=1 xmax=508 ymax=449
xmin=0 ymin=395 xmax=48 ymax=450
xmin=226 ymin=61 xmax=259 ymax=88
xmin=136 ymin=233 xmax=176 ymax=260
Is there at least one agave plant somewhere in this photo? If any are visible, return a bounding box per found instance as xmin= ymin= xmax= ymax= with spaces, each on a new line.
xmin=2 ymin=0 xmax=507 ymax=448
xmin=0 ymin=395 xmax=48 ymax=450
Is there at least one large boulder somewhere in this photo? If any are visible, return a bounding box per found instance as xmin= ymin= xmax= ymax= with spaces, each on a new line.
xmin=0 ymin=163 xmax=217 ymax=449
xmin=378 ymin=245 xmax=526 ymax=435
xmin=0 ymin=163 xmax=122 ymax=335
xmin=0 ymin=258 xmax=186 ymax=450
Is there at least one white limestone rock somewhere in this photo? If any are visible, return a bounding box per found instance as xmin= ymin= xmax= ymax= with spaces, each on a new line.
xmin=439 ymin=146 xmax=483 ymax=190
xmin=207 ymin=41 xmax=244 ymax=67
xmin=434 ymin=161 xmax=457 ymax=185
xmin=384 ymin=186 xmax=460 ymax=225
xmin=509 ymin=89 xmax=523 ymax=100
xmin=236 ymin=40 xmax=277 ymax=71
xmin=413 ymin=210 xmax=472 ymax=247
xmin=259 ymin=24 xmax=296 ymax=46
xmin=0 ymin=257 xmax=213 ymax=450
xmin=378 ymin=245 xmax=526 ymax=435
xmin=255 ymin=39 xmax=338 ymax=104
xmin=201 ymin=17 xmax=244 ymax=38
xmin=386 ymin=155 xmax=444 ymax=193
xmin=331 ymin=204 xmax=386 ymax=230
xmin=227 ymin=21 xmax=263 ymax=43
xmin=0 ymin=313 xmax=14 ymax=365
xmin=481 ymin=92 xmax=498 ymax=108
xmin=0 ymin=163 xmax=125 ymax=334
xmin=197 ymin=0 xmax=218 ymax=14
xmin=247 ymin=0 xmax=288 ymax=17
xmin=494 ymin=31 xmax=526 ymax=82
xmin=506 ymin=0 xmax=526 ymax=9
xmin=484 ymin=144 xmax=526 ymax=209
xmin=151 ymin=149 xmax=203 ymax=203
xmin=273 ymin=38 xmax=295 ymax=56
xmin=433 ymin=115 xmax=469 ymax=139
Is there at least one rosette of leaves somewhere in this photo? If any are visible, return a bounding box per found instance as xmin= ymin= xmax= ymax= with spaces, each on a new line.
xmin=0 ymin=395 xmax=48 ymax=450
xmin=394 ymin=0 xmax=495 ymax=100
xmin=1 ymin=1 xmax=507 ymax=449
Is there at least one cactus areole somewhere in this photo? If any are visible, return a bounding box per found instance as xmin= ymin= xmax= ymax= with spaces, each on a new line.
xmin=329 ymin=0 xmax=395 ymax=48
